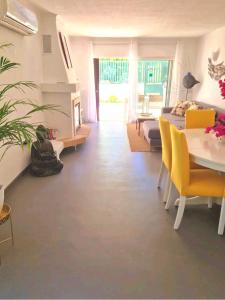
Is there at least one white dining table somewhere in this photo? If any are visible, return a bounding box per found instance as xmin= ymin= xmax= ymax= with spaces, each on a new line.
xmin=183 ymin=128 xmax=225 ymax=172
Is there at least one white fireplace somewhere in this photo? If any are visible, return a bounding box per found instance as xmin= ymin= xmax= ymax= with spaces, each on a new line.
xmin=41 ymin=83 xmax=80 ymax=139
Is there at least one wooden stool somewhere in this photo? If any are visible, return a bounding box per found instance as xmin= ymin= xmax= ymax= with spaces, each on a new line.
xmin=0 ymin=204 xmax=14 ymax=265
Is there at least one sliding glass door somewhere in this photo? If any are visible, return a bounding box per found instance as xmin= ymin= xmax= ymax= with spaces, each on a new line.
xmin=95 ymin=58 xmax=173 ymax=121
xmin=137 ymin=60 xmax=173 ymax=115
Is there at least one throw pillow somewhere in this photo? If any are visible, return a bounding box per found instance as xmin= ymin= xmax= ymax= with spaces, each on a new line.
xmin=171 ymin=100 xmax=201 ymax=116
xmin=171 ymin=101 xmax=189 ymax=116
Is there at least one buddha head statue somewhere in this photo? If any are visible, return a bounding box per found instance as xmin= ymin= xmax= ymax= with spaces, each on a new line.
xmin=36 ymin=125 xmax=49 ymax=142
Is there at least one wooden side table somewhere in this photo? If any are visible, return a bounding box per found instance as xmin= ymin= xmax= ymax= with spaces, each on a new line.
xmin=0 ymin=204 xmax=14 ymax=265
xmin=136 ymin=114 xmax=156 ymax=136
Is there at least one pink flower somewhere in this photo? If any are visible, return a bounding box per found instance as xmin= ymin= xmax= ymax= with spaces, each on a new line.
xmin=219 ymin=80 xmax=225 ymax=100
xmin=205 ymin=113 xmax=225 ymax=137
xmin=218 ymin=113 xmax=225 ymax=121
xmin=205 ymin=126 xmax=212 ymax=133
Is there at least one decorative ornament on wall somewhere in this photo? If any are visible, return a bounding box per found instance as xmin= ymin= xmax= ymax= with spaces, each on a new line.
xmin=208 ymin=58 xmax=225 ymax=81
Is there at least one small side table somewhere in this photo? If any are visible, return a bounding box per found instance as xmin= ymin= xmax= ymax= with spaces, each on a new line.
xmin=0 ymin=204 xmax=14 ymax=265
xmin=136 ymin=114 xmax=156 ymax=136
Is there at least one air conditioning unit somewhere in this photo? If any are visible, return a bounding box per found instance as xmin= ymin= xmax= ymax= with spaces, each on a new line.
xmin=0 ymin=0 xmax=38 ymax=35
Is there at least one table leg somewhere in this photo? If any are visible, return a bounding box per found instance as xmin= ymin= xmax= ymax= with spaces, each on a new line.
xmin=138 ymin=121 xmax=141 ymax=136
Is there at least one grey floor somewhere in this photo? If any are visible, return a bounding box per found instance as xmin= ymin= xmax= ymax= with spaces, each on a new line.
xmin=1 ymin=122 xmax=225 ymax=299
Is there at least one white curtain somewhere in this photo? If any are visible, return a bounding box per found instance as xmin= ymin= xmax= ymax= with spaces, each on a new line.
xmin=170 ymin=41 xmax=183 ymax=106
xmin=170 ymin=39 xmax=198 ymax=106
xmin=127 ymin=40 xmax=138 ymax=123
xmin=87 ymin=41 xmax=97 ymax=122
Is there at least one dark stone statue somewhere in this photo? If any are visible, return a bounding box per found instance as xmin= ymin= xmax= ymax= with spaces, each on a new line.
xmin=30 ymin=125 xmax=63 ymax=177
xmin=183 ymin=72 xmax=200 ymax=89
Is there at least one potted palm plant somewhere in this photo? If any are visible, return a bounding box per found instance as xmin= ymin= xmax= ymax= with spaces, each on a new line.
xmin=0 ymin=43 xmax=62 ymax=212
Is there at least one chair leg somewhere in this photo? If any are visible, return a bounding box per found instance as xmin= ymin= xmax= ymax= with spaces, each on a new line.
xmin=165 ymin=182 xmax=173 ymax=210
xmin=174 ymin=195 xmax=186 ymax=230
xmin=218 ymin=198 xmax=225 ymax=235
xmin=9 ymin=214 xmax=14 ymax=246
xmin=208 ymin=197 xmax=213 ymax=209
xmin=157 ymin=162 xmax=165 ymax=189
xmin=163 ymin=171 xmax=170 ymax=203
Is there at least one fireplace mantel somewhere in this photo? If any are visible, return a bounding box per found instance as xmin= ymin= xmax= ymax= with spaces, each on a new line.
xmin=41 ymin=83 xmax=79 ymax=93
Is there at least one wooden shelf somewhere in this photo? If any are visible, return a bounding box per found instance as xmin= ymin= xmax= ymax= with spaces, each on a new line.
xmin=60 ymin=124 xmax=91 ymax=148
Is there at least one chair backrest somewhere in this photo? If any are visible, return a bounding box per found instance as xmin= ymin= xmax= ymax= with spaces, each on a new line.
xmin=170 ymin=125 xmax=190 ymax=194
xmin=185 ymin=109 xmax=216 ymax=129
xmin=149 ymin=95 xmax=162 ymax=102
xmin=159 ymin=116 xmax=172 ymax=171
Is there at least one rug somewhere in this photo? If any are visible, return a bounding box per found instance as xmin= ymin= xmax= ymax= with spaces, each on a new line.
xmin=127 ymin=123 xmax=150 ymax=152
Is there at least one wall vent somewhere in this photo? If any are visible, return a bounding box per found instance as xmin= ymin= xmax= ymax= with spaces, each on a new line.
xmin=43 ymin=35 xmax=52 ymax=53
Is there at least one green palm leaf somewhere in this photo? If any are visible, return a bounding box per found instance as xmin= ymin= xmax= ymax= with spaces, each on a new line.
xmin=0 ymin=43 xmax=65 ymax=159
xmin=0 ymin=56 xmax=20 ymax=74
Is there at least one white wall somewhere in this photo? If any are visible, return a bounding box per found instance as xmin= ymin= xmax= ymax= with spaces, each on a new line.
xmin=0 ymin=1 xmax=77 ymax=188
xmin=41 ymin=13 xmax=77 ymax=84
xmin=0 ymin=1 xmax=44 ymax=188
xmin=193 ymin=26 xmax=225 ymax=109
xmin=70 ymin=37 xmax=90 ymax=121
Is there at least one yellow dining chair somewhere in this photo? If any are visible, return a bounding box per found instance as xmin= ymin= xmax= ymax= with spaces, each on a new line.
xmin=166 ymin=125 xmax=225 ymax=234
xmin=185 ymin=109 xmax=216 ymax=129
xmin=157 ymin=117 xmax=172 ymax=203
xmin=157 ymin=116 xmax=204 ymax=203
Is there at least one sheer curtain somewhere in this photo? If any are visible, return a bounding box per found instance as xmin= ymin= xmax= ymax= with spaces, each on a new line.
xmin=87 ymin=41 xmax=97 ymax=122
xmin=170 ymin=39 xmax=198 ymax=106
xmin=170 ymin=41 xmax=183 ymax=106
xmin=127 ymin=40 xmax=138 ymax=123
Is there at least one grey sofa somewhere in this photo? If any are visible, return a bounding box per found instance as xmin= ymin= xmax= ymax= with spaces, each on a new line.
xmin=143 ymin=101 xmax=225 ymax=151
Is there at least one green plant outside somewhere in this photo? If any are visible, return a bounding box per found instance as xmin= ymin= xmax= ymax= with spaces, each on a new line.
xmin=99 ymin=58 xmax=170 ymax=102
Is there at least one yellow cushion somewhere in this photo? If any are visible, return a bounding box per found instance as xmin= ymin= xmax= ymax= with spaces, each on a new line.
xmin=184 ymin=169 xmax=225 ymax=197
xmin=185 ymin=109 xmax=215 ymax=129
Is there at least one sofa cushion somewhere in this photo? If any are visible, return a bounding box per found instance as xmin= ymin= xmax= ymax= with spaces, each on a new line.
xmin=171 ymin=100 xmax=203 ymax=117
xmin=171 ymin=101 xmax=191 ymax=116
xmin=162 ymin=112 xmax=184 ymax=129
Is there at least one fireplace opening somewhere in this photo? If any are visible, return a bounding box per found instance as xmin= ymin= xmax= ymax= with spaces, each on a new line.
xmin=73 ymin=97 xmax=81 ymax=135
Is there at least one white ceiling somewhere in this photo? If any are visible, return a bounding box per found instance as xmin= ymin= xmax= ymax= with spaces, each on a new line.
xmin=32 ymin=0 xmax=225 ymax=37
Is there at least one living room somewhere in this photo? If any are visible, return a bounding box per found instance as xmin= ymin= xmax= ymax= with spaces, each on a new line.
xmin=1 ymin=0 xmax=225 ymax=299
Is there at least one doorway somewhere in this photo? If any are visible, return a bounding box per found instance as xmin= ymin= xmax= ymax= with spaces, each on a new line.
xmin=94 ymin=58 xmax=173 ymax=121
xmin=98 ymin=58 xmax=129 ymax=122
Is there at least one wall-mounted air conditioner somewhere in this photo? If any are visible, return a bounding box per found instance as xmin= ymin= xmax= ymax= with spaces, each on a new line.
xmin=0 ymin=0 xmax=38 ymax=35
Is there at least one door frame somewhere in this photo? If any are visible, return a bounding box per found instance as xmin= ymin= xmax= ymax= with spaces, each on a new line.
xmin=94 ymin=58 xmax=100 ymax=121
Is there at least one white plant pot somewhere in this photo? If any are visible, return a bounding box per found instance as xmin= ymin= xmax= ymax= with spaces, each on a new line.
xmin=0 ymin=186 xmax=4 ymax=214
